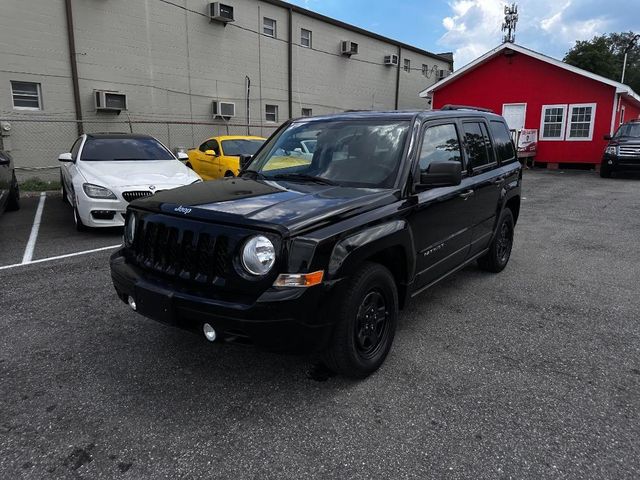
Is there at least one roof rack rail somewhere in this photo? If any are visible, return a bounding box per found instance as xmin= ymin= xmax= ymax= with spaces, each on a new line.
xmin=441 ymin=104 xmax=494 ymax=113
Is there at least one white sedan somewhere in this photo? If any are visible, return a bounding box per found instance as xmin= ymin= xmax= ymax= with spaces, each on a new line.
xmin=59 ymin=133 xmax=201 ymax=230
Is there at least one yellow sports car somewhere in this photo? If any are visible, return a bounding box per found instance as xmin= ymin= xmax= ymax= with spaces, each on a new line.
xmin=187 ymin=136 xmax=266 ymax=180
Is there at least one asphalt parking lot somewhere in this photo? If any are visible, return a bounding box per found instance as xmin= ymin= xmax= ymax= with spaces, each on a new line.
xmin=1 ymin=170 xmax=639 ymax=479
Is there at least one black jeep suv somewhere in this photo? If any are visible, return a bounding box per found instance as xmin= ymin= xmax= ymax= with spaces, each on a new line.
xmin=110 ymin=108 xmax=522 ymax=378
xmin=601 ymin=119 xmax=640 ymax=178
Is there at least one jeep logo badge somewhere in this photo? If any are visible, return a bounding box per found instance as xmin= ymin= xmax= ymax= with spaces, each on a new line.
xmin=174 ymin=206 xmax=192 ymax=214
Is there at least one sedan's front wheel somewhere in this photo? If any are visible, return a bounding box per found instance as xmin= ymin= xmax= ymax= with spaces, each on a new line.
xmin=73 ymin=202 xmax=88 ymax=232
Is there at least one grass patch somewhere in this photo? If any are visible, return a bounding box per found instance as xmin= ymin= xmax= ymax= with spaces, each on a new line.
xmin=20 ymin=177 xmax=61 ymax=192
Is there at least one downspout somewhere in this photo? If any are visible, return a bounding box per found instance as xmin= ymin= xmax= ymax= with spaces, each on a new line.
xmin=394 ymin=46 xmax=401 ymax=110
xmin=287 ymin=7 xmax=293 ymax=119
xmin=64 ymin=0 xmax=83 ymax=135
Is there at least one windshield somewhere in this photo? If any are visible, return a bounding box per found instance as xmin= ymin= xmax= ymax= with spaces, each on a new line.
xmin=221 ymin=139 xmax=264 ymax=156
xmin=246 ymin=119 xmax=410 ymax=188
xmin=614 ymin=123 xmax=640 ymax=138
xmin=81 ymin=138 xmax=174 ymax=161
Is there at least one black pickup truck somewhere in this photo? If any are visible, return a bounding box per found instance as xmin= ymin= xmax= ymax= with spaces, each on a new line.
xmin=110 ymin=108 xmax=522 ymax=378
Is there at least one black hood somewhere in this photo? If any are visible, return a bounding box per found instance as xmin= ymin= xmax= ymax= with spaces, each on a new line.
xmin=133 ymin=177 xmax=399 ymax=235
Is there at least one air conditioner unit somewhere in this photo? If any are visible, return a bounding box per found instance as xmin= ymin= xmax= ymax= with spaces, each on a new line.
xmin=384 ymin=54 xmax=398 ymax=66
xmin=94 ymin=90 xmax=127 ymax=112
xmin=209 ymin=2 xmax=234 ymax=23
xmin=436 ymin=69 xmax=451 ymax=80
xmin=341 ymin=41 xmax=359 ymax=56
xmin=212 ymin=101 xmax=236 ymax=118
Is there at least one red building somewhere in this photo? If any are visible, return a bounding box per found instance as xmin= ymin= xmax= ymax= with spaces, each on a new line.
xmin=419 ymin=43 xmax=640 ymax=168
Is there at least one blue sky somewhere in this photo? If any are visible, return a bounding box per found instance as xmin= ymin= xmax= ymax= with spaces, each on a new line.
xmin=287 ymin=0 xmax=639 ymax=69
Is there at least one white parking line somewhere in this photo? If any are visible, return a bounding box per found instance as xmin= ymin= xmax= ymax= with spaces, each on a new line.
xmin=21 ymin=192 xmax=47 ymax=264
xmin=1 ymin=244 xmax=121 ymax=271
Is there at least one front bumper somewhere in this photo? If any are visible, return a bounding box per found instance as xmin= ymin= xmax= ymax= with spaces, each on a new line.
xmin=110 ymin=250 xmax=337 ymax=353
xmin=603 ymin=153 xmax=640 ymax=170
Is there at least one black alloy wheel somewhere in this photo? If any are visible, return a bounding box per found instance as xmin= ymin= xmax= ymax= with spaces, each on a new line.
xmin=478 ymin=208 xmax=514 ymax=273
xmin=354 ymin=290 xmax=390 ymax=358
xmin=323 ymin=262 xmax=398 ymax=379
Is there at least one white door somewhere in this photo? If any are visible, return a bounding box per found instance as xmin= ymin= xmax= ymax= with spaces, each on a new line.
xmin=502 ymin=103 xmax=527 ymax=131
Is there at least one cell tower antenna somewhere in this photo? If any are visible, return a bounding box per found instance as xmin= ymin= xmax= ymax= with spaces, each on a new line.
xmin=502 ymin=3 xmax=518 ymax=43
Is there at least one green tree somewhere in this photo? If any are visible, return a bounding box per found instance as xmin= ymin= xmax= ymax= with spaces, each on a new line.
xmin=564 ymin=32 xmax=640 ymax=93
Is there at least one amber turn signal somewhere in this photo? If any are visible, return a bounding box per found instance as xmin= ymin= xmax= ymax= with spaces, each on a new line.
xmin=273 ymin=270 xmax=324 ymax=288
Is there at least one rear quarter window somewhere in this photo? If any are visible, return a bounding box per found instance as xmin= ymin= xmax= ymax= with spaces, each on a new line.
xmin=490 ymin=121 xmax=516 ymax=163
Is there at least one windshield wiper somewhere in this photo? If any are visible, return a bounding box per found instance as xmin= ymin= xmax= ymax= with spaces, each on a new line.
xmin=271 ymin=173 xmax=336 ymax=185
xmin=240 ymin=169 xmax=265 ymax=179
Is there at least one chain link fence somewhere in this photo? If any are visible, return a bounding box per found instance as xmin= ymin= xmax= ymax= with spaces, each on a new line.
xmin=0 ymin=118 xmax=280 ymax=181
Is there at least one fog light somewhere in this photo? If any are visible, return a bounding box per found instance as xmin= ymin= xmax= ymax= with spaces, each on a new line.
xmin=203 ymin=323 xmax=217 ymax=342
xmin=608 ymin=160 xmax=613 ymax=165
xmin=127 ymin=296 xmax=137 ymax=311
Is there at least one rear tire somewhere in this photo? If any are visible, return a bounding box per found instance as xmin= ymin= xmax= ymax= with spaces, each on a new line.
xmin=600 ymin=162 xmax=612 ymax=178
xmin=478 ymin=208 xmax=514 ymax=273
xmin=6 ymin=173 xmax=20 ymax=211
xmin=322 ymin=262 xmax=398 ymax=379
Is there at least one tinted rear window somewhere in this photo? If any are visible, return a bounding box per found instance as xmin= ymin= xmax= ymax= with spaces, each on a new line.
xmin=490 ymin=121 xmax=516 ymax=163
xmin=221 ymin=140 xmax=264 ymax=156
xmin=81 ymin=138 xmax=174 ymax=161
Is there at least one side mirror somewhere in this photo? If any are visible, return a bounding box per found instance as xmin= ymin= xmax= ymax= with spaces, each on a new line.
xmin=603 ymin=134 xmax=612 ymax=141
xmin=238 ymin=154 xmax=253 ymax=171
xmin=417 ymin=161 xmax=462 ymax=190
xmin=0 ymin=156 xmax=10 ymax=166
xmin=58 ymin=152 xmax=73 ymax=163
xmin=176 ymin=151 xmax=189 ymax=161
xmin=205 ymin=149 xmax=217 ymax=157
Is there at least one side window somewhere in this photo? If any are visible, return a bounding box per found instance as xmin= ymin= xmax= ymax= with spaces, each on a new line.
xmin=210 ymin=140 xmax=220 ymax=155
xmin=70 ymin=138 xmax=82 ymax=160
xmin=418 ymin=123 xmax=462 ymax=172
xmin=489 ymin=121 xmax=516 ymax=163
xmin=199 ymin=141 xmax=208 ymax=152
xmin=462 ymin=122 xmax=494 ymax=169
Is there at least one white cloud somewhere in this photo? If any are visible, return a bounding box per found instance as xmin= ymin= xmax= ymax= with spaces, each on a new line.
xmin=439 ymin=0 xmax=613 ymax=69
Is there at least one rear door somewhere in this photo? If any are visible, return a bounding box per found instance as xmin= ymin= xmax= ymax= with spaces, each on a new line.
xmin=460 ymin=120 xmax=504 ymax=256
xmin=409 ymin=120 xmax=474 ymax=291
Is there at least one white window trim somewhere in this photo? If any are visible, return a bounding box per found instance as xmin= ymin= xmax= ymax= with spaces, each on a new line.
xmin=11 ymin=81 xmax=42 ymax=111
xmin=263 ymin=17 xmax=276 ymax=38
xmin=620 ymin=105 xmax=626 ymax=126
xmin=403 ymin=59 xmax=411 ymax=73
xmin=539 ymin=104 xmax=567 ymax=141
xmin=301 ymin=28 xmax=312 ymax=48
xmin=565 ymin=103 xmax=597 ymax=142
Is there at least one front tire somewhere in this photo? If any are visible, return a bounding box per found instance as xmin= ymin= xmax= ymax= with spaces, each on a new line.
xmin=600 ymin=162 xmax=612 ymax=178
xmin=478 ymin=208 xmax=514 ymax=273
xmin=323 ymin=262 xmax=398 ymax=379
xmin=73 ymin=202 xmax=88 ymax=232
xmin=6 ymin=172 xmax=20 ymax=211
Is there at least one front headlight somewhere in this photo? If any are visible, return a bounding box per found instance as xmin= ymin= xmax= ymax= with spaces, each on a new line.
xmin=124 ymin=211 xmax=136 ymax=246
xmin=83 ymin=183 xmax=117 ymax=199
xmin=241 ymin=235 xmax=276 ymax=276
xmin=605 ymin=145 xmax=617 ymax=155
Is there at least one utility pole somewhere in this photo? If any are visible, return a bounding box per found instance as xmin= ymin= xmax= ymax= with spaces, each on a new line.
xmin=502 ymin=4 xmax=518 ymax=44
xmin=621 ymin=33 xmax=639 ymax=84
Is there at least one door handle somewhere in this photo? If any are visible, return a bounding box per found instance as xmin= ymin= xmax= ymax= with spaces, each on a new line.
xmin=459 ymin=189 xmax=474 ymax=200
xmin=492 ymin=176 xmax=505 ymax=185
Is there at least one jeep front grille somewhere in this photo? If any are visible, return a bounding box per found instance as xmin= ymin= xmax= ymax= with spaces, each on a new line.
xmin=130 ymin=218 xmax=229 ymax=283
xmin=618 ymin=145 xmax=640 ymax=158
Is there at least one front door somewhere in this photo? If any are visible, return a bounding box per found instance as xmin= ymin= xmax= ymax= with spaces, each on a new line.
xmin=502 ymin=103 xmax=526 ymax=131
xmin=409 ymin=121 xmax=474 ymax=292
